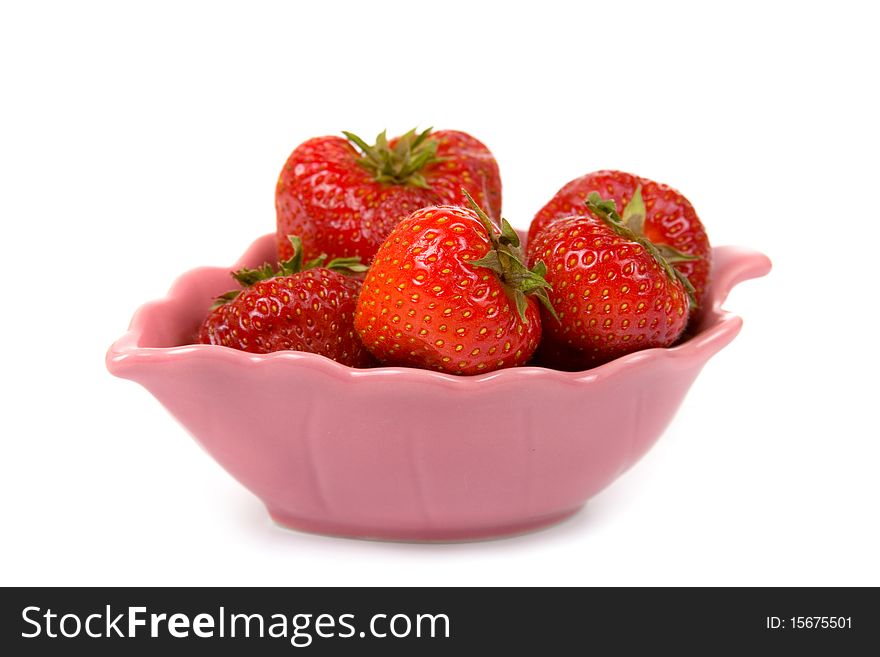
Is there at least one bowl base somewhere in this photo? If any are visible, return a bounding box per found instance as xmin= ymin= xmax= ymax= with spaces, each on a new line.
xmin=266 ymin=506 xmax=584 ymax=543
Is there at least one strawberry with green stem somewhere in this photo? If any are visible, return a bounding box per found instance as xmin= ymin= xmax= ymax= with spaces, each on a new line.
xmin=529 ymin=170 xmax=711 ymax=310
xmin=527 ymin=191 xmax=693 ymax=370
xmin=199 ymin=236 xmax=374 ymax=366
xmin=276 ymin=128 xmax=502 ymax=264
xmin=354 ymin=191 xmax=552 ymax=375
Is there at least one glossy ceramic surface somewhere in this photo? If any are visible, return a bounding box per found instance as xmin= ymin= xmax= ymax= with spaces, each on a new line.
xmin=107 ymin=234 xmax=770 ymax=541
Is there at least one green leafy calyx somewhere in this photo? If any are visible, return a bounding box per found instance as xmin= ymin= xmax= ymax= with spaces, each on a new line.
xmin=585 ymin=188 xmax=698 ymax=308
xmin=343 ymin=127 xmax=440 ymax=188
xmin=211 ymin=236 xmax=366 ymax=308
xmin=463 ymin=189 xmax=558 ymax=323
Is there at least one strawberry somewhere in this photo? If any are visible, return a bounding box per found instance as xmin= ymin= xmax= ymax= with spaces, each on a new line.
xmin=527 ymin=192 xmax=693 ymax=370
xmin=529 ymin=170 xmax=711 ymax=309
xmin=354 ymin=192 xmax=552 ymax=375
xmin=275 ymin=128 xmax=501 ymax=264
xmin=198 ymin=237 xmax=374 ymax=367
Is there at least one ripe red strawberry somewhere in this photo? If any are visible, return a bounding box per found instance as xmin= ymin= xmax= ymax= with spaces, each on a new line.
xmin=275 ymin=128 xmax=501 ymax=264
xmin=529 ymin=170 xmax=711 ymax=309
xmin=527 ymin=193 xmax=692 ymax=370
xmin=354 ymin=192 xmax=552 ymax=375
xmin=198 ymin=237 xmax=374 ymax=367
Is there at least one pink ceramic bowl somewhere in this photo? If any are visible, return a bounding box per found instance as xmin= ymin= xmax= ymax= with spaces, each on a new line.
xmin=107 ymin=234 xmax=770 ymax=541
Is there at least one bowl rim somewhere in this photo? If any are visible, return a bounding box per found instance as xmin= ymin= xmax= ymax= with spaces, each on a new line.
xmin=107 ymin=235 xmax=771 ymax=388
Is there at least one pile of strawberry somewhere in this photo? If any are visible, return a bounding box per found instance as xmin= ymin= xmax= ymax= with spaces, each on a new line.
xmin=199 ymin=128 xmax=711 ymax=374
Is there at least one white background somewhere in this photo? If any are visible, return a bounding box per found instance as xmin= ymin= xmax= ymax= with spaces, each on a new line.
xmin=2 ymin=1 xmax=877 ymax=586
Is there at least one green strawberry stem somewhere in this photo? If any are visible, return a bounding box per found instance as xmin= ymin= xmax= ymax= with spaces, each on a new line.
xmin=343 ymin=127 xmax=440 ymax=188
xmin=585 ymin=189 xmax=698 ymax=308
xmin=621 ymin=185 xmax=647 ymax=233
xmin=462 ymin=189 xmax=558 ymax=323
xmin=212 ymin=236 xmax=366 ymax=308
